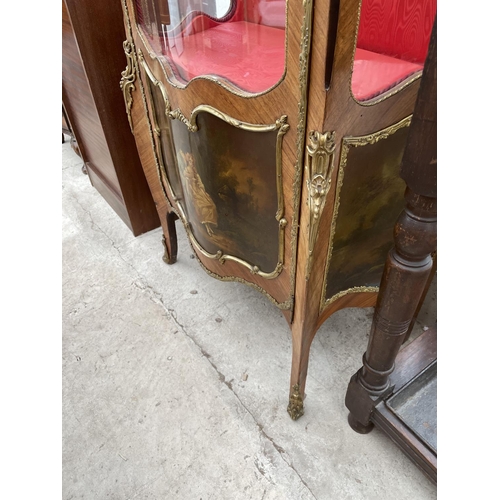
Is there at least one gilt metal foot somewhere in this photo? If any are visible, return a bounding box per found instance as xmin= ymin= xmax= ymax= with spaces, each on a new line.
xmin=287 ymin=384 xmax=304 ymax=420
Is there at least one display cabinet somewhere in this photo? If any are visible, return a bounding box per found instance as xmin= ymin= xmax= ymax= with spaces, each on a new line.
xmin=119 ymin=0 xmax=436 ymax=417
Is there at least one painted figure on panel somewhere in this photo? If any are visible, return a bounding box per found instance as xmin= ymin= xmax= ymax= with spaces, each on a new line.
xmin=169 ymin=113 xmax=280 ymax=274
xmin=178 ymin=150 xmax=218 ymax=237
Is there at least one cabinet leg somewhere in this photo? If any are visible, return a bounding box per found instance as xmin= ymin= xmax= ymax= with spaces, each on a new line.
xmin=162 ymin=211 xmax=178 ymax=264
xmin=287 ymin=321 xmax=317 ymax=420
xmin=287 ymin=383 xmax=305 ymax=421
xmin=360 ymin=190 xmax=436 ymax=394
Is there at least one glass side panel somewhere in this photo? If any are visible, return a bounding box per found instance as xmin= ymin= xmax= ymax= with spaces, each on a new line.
xmin=134 ymin=0 xmax=286 ymax=93
xmin=147 ymin=80 xmax=184 ymax=201
xmin=352 ymin=0 xmax=436 ymax=101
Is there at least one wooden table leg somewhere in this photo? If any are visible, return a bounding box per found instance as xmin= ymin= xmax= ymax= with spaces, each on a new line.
xmin=346 ymin=187 xmax=436 ymax=432
xmin=346 ymin=20 xmax=437 ymax=432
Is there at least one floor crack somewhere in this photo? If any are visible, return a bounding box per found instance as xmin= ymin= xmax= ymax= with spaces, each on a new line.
xmin=73 ymin=196 xmax=316 ymax=498
xmin=73 ymin=196 xmax=145 ymax=279
xmin=141 ymin=289 xmax=317 ymax=499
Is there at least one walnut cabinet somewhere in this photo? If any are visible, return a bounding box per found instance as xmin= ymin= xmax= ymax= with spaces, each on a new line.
xmin=118 ymin=0 xmax=436 ymax=418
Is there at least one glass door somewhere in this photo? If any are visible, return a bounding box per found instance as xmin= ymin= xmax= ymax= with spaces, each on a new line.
xmin=134 ymin=0 xmax=287 ymax=93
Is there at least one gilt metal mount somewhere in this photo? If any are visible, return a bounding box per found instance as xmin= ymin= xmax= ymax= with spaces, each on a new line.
xmin=287 ymin=384 xmax=305 ymax=420
xmin=305 ymin=131 xmax=336 ymax=279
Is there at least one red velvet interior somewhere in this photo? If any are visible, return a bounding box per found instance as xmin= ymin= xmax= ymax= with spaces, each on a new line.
xmin=145 ymin=0 xmax=435 ymax=97
xmin=357 ymin=0 xmax=437 ymax=64
xmin=352 ymin=48 xmax=423 ymax=101
xmin=168 ymin=21 xmax=286 ymax=93
xmin=167 ymin=21 xmax=423 ymax=97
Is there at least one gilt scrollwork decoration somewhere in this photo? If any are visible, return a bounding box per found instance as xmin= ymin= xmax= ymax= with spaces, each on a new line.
xmin=305 ymin=131 xmax=336 ymax=280
xmin=120 ymin=39 xmax=137 ymax=134
xmin=137 ymin=50 xmax=290 ymax=280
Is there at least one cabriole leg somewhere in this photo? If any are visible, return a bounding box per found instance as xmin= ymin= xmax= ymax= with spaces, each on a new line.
xmin=287 ymin=320 xmax=317 ymax=420
xmin=162 ymin=211 xmax=178 ymax=264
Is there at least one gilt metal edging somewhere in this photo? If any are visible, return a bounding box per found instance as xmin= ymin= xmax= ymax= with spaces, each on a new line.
xmin=120 ymin=0 xmax=315 ymax=313
xmin=138 ymin=49 xmax=290 ymax=280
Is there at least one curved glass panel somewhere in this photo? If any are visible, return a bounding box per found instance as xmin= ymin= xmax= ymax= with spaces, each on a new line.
xmin=134 ymin=0 xmax=286 ymax=93
xmin=352 ymin=0 xmax=436 ymax=101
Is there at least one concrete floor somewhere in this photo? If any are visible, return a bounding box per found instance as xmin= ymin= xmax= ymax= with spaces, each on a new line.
xmin=62 ymin=138 xmax=437 ymax=500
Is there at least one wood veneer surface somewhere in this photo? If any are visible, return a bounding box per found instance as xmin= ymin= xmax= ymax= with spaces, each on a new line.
xmin=62 ymin=0 xmax=159 ymax=236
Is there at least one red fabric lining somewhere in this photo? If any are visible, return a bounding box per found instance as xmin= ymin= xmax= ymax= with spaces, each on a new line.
xmin=145 ymin=0 xmax=435 ymax=97
xmin=168 ymin=21 xmax=285 ymax=93
xmin=167 ymin=22 xmax=423 ymax=98
xmin=357 ymin=0 xmax=437 ymax=63
xmin=352 ymin=48 xmax=422 ymax=100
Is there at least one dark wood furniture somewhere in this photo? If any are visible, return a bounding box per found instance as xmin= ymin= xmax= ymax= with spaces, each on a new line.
xmin=62 ymin=104 xmax=82 ymax=159
xmin=118 ymin=0 xmax=436 ymax=415
xmin=62 ymin=0 xmax=160 ymax=236
xmin=345 ymin=20 xmax=437 ymax=482
xmin=62 ymin=105 xmax=72 ymax=139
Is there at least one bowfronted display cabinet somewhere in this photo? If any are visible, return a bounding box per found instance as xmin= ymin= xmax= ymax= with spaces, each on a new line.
xmin=119 ymin=0 xmax=436 ymax=418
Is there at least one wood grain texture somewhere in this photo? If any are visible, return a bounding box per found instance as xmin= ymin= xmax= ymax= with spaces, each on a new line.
xmin=62 ymin=0 xmax=159 ymax=236
xmin=287 ymin=0 xmax=431 ymax=407
xmin=372 ymin=403 xmax=437 ymax=482
xmin=123 ymin=0 xmax=304 ymax=310
xmin=391 ymin=325 xmax=437 ymax=393
xmin=120 ymin=0 xmax=436 ymax=415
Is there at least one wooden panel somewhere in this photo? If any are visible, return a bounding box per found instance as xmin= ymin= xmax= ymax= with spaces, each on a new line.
xmin=372 ymin=404 xmax=437 ymax=482
xmin=324 ymin=124 xmax=409 ymax=301
xmin=126 ymin=0 xmax=305 ymax=307
xmin=62 ymin=0 xmax=159 ymax=236
xmin=120 ymin=0 xmax=436 ymax=417
xmin=62 ymin=1 xmax=112 ymax=180
xmin=391 ymin=325 xmax=437 ymax=393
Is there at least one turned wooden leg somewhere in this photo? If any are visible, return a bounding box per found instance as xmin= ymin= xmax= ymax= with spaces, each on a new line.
xmin=362 ymin=190 xmax=436 ymax=391
xmin=404 ymin=253 xmax=437 ymax=343
xmin=346 ymin=21 xmax=437 ymax=434
xmin=162 ymin=211 xmax=178 ymax=264
xmin=348 ymin=412 xmax=374 ymax=434
xmin=346 ymin=188 xmax=437 ymax=429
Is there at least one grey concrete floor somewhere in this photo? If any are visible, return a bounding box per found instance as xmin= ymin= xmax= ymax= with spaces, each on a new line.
xmin=62 ymin=138 xmax=437 ymax=500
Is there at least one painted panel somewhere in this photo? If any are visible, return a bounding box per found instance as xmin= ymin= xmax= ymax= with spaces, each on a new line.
xmin=169 ymin=113 xmax=280 ymax=274
xmin=324 ymin=121 xmax=410 ymax=305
